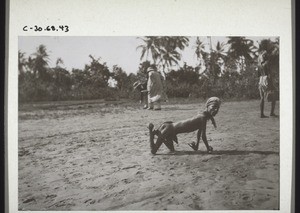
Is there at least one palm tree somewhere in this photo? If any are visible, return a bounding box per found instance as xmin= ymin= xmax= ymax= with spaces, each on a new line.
xmin=257 ymin=38 xmax=278 ymax=56
xmin=31 ymin=44 xmax=50 ymax=80
xmin=214 ymin=41 xmax=227 ymax=59
xmin=18 ymin=51 xmax=27 ymax=75
xmin=227 ymin=37 xmax=256 ymax=72
xmin=194 ymin=37 xmax=206 ymax=60
xmin=136 ymin=36 xmax=161 ymax=63
xmin=158 ymin=48 xmax=181 ymax=74
xmin=227 ymin=37 xmax=255 ymax=60
xmin=192 ymin=37 xmax=208 ymax=75
xmin=257 ymin=38 xmax=279 ymax=78
xmin=158 ymin=36 xmax=189 ymax=76
xmin=213 ymin=41 xmax=228 ymax=76
xmin=160 ymin=36 xmax=189 ymax=52
xmin=55 ymin=57 xmax=64 ymax=67
xmin=137 ymin=36 xmax=189 ymax=70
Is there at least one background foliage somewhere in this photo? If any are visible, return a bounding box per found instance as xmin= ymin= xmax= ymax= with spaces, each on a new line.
xmin=18 ymin=37 xmax=279 ymax=103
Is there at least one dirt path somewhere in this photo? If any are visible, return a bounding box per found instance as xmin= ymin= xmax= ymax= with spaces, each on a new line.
xmin=18 ymin=100 xmax=279 ymax=210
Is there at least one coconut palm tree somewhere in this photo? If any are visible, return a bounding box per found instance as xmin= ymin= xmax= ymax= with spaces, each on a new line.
xmin=160 ymin=36 xmax=189 ymax=52
xmin=158 ymin=48 xmax=181 ymax=73
xmin=257 ymin=38 xmax=278 ymax=56
xmin=257 ymin=38 xmax=279 ymax=78
xmin=213 ymin=41 xmax=228 ymax=76
xmin=137 ymin=36 xmax=189 ymax=70
xmin=227 ymin=37 xmax=256 ymax=72
xmin=214 ymin=41 xmax=228 ymax=59
xmin=55 ymin=57 xmax=64 ymax=67
xmin=192 ymin=37 xmax=208 ymax=76
xmin=18 ymin=51 xmax=27 ymax=75
xmin=31 ymin=44 xmax=50 ymax=80
xmin=158 ymin=36 xmax=189 ymax=76
xmin=227 ymin=37 xmax=255 ymax=60
xmin=194 ymin=37 xmax=206 ymax=60
xmin=136 ymin=36 xmax=161 ymax=64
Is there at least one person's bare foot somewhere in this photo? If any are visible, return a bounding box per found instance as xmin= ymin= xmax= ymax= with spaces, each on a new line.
xmin=188 ymin=142 xmax=198 ymax=151
xmin=261 ymin=114 xmax=268 ymax=118
xmin=207 ymin=146 xmax=213 ymax=154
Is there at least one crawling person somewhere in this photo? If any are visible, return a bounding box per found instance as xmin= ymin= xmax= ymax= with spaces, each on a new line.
xmin=148 ymin=97 xmax=221 ymax=154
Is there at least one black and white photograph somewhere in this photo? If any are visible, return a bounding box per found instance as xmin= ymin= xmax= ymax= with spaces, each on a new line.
xmin=17 ymin=36 xmax=280 ymax=210
xmin=6 ymin=0 xmax=293 ymax=212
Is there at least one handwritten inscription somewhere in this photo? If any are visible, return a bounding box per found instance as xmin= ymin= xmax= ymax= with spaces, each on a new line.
xmin=23 ymin=25 xmax=69 ymax=32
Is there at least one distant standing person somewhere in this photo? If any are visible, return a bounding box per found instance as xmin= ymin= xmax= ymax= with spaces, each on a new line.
xmin=257 ymin=51 xmax=277 ymax=118
xmin=147 ymin=66 xmax=164 ymax=110
xmin=156 ymin=64 xmax=168 ymax=103
xmin=159 ymin=69 xmax=168 ymax=103
xmin=133 ymin=81 xmax=148 ymax=109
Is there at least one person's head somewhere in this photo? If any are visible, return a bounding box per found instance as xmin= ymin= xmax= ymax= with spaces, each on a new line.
xmin=205 ymin=97 xmax=221 ymax=116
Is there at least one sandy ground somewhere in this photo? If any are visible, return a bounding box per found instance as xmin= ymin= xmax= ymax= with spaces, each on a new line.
xmin=18 ymin=99 xmax=279 ymax=210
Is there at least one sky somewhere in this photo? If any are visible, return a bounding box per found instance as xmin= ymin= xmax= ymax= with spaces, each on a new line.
xmin=18 ymin=36 xmax=277 ymax=74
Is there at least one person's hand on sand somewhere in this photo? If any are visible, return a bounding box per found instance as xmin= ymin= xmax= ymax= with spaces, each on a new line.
xmin=169 ymin=150 xmax=176 ymax=155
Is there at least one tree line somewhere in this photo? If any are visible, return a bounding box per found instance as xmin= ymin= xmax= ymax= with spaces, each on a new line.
xmin=18 ymin=36 xmax=279 ymax=103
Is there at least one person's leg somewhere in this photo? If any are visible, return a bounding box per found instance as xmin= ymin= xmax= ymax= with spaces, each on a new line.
xmin=154 ymin=130 xmax=174 ymax=152
xmin=147 ymin=92 xmax=153 ymax=110
xmin=270 ymin=99 xmax=277 ymax=116
xmin=147 ymin=102 xmax=153 ymax=110
xmin=142 ymin=92 xmax=148 ymax=109
xmin=148 ymin=123 xmax=155 ymax=150
xmin=151 ymin=137 xmax=164 ymax=154
xmin=148 ymin=123 xmax=164 ymax=154
xmin=147 ymin=96 xmax=153 ymax=110
xmin=259 ymin=86 xmax=268 ymax=118
xmin=140 ymin=91 xmax=143 ymax=104
xmin=260 ymin=99 xmax=267 ymax=118
xmin=164 ymin=138 xmax=175 ymax=152
xmin=154 ymin=100 xmax=161 ymax=110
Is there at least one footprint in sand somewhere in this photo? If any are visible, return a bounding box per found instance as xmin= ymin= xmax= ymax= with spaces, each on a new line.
xmin=242 ymin=195 xmax=253 ymax=201
xmin=84 ymin=199 xmax=96 ymax=204
xmin=46 ymin=194 xmax=57 ymax=199
xmin=23 ymin=197 xmax=36 ymax=204
xmin=135 ymin=171 xmax=143 ymax=175
xmin=121 ymin=178 xmax=132 ymax=184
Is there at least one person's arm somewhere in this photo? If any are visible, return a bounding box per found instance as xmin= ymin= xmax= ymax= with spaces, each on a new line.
xmin=195 ymin=129 xmax=201 ymax=150
xmin=210 ymin=116 xmax=216 ymax=128
xmin=188 ymin=129 xmax=201 ymax=151
xmin=202 ymin=125 xmax=213 ymax=153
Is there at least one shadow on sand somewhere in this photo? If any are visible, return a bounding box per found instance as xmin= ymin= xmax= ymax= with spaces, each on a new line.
xmin=161 ymin=107 xmax=195 ymax=111
xmin=156 ymin=150 xmax=279 ymax=156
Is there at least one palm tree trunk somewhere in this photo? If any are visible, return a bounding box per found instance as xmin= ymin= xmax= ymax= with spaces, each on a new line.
xmin=208 ymin=36 xmax=216 ymax=84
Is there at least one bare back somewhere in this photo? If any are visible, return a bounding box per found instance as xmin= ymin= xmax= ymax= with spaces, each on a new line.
xmin=173 ymin=112 xmax=208 ymax=134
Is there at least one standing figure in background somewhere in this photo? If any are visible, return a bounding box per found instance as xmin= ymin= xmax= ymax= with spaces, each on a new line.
xmin=133 ymin=81 xmax=148 ymax=109
xmin=156 ymin=64 xmax=168 ymax=103
xmin=147 ymin=66 xmax=164 ymax=110
xmin=257 ymin=51 xmax=277 ymax=118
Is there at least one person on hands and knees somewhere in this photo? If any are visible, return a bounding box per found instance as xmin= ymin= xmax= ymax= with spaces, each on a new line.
xmin=148 ymin=97 xmax=221 ymax=154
